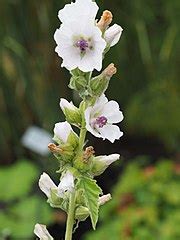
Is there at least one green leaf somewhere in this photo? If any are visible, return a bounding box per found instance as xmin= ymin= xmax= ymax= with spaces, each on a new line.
xmin=78 ymin=177 xmax=102 ymax=229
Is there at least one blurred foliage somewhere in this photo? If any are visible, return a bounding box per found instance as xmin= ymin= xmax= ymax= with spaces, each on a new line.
xmin=0 ymin=160 xmax=53 ymax=239
xmin=85 ymin=158 xmax=180 ymax=240
xmin=0 ymin=0 xmax=180 ymax=164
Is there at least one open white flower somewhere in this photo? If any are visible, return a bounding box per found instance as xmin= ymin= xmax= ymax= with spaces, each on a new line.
xmin=58 ymin=0 xmax=99 ymax=24
xmin=85 ymin=94 xmax=123 ymax=142
xmin=104 ymin=24 xmax=123 ymax=47
xmin=39 ymin=171 xmax=74 ymax=199
xmin=54 ymin=0 xmax=106 ymax=72
xmin=34 ymin=224 xmax=53 ymax=240
xmin=54 ymin=121 xmax=73 ymax=143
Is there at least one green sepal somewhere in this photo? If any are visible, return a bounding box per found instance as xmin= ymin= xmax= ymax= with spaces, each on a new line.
xmin=47 ymin=189 xmax=63 ymax=208
xmin=90 ymin=158 xmax=108 ymax=176
xmin=78 ymin=177 xmax=102 ymax=229
xmin=89 ymin=74 xmax=109 ymax=97
xmin=67 ymin=132 xmax=79 ymax=149
xmin=73 ymin=154 xmax=93 ymax=173
xmin=75 ymin=206 xmax=90 ymax=221
xmin=63 ymin=107 xmax=82 ymax=126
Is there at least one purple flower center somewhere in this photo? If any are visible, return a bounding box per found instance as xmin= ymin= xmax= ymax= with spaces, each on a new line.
xmin=76 ymin=39 xmax=89 ymax=52
xmin=95 ymin=116 xmax=107 ymax=128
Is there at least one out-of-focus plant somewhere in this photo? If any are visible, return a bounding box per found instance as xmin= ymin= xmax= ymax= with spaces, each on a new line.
xmin=0 ymin=160 xmax=53 ymax=239
xmin=85 ymin=158 xmax=180 ymax=240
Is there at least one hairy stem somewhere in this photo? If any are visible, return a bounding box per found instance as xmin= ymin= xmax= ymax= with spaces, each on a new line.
xmin=65 ymin=190 xmax=76 ymax=240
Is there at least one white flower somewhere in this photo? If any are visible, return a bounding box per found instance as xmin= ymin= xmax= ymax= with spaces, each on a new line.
xmin=104 ymin=24 xmax=123 ymax=47
xmin=60 ymin=98 xmax=76 ymax=111
xmin=54 ymin=121 xmax=72 ymax=143
xmin=99 ymin=193 xmax=112 ymax=206
xmin=95 ymin=154 xmax=120 ymax=166
xmin=39 ymin=173 xmax=57 ymax=198
xmin=34 ymin=224 xmax=53 ymax=240
xmin=58 ymin=0 xmax=99 ymax=24
xmin=54 ymin=1 xmax=106 ymax=72
xmin=57 ymin=171 xmax=74 ymax=197
xmin=85 ymin=94 xmax=123 ymax=143
xmin=39 ymin=171 xmax=74 ymax=199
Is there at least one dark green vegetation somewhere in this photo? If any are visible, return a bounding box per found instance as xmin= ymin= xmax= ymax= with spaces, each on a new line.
xmin=85 ymin=159 xmax=180 ymax=240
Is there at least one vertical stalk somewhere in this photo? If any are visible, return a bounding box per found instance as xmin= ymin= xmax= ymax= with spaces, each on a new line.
xmin=65 ymin=190 xmax=76 ymax=240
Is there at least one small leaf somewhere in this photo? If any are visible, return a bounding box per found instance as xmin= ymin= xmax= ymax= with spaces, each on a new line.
xmin=78 ymin=177 xmax=102 ymax=229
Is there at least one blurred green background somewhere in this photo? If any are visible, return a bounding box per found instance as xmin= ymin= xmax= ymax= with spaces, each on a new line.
xmin=0 ymin=0 xmax=179 ymax=239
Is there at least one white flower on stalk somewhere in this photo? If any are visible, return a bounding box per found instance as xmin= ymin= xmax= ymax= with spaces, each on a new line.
xmin=58 ymin=0 xmax=99 ymax=24
xmin=39 ymin=171 xmax=74 ymax=199
xmin=34 ymin=224 xmax=53 ymax=240
xmin=54 ymin=1 xmax=106 ymax=72
xmin=54 ymin=121 xmax=73 ymax=143
xmin=104 ymin=24 xmax=123 ymax=47
xmin=85 ymin=94 xmax=123 ymax=143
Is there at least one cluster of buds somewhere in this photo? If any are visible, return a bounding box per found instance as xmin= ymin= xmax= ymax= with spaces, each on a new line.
xmin=34 ymin=0 xmax=124 ymax=239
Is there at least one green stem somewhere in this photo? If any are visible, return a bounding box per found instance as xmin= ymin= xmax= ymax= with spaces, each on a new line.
xmin=65 ymin=191 xmax=76 ymax=240
xmin=78 ymin=102 xmax=87 ymax=150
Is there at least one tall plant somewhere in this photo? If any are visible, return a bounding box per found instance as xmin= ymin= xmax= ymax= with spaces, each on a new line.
xmin=34 ymin=1 xmax=123 ymax=239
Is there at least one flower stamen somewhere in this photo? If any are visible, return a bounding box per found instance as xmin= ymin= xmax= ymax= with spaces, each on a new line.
xmin=95 ymin=116 xmax=107 ymax=128
xmin=76 ymin=39 xmax=89 ymax=52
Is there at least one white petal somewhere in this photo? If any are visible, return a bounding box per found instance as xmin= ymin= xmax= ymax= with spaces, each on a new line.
xmin=57 ymin=171 xmax=74 ymax=197
xmin=101 ymin=100 xmax=124 ymax=123
xmin=54 ymin=121 xmax=72 ymax=143
xmin=58 ymin=0 xmax=99 ymax=24
xmin=99 ymin=194 xmax=112 ymax=205
xmin=39 ymin=173 xmax=57 ymax=199
xmin=98 ymin=124 xmax=123 ymax=143
xmin=104 ymin=24 xmax=123 ymax=47
xmin=34 ymin=224 xmax=53 ymax=240
xmin=97 ymin=154 xmax=120 ymax=165
xmin=60 ymin=98 xmax=76 ymax=111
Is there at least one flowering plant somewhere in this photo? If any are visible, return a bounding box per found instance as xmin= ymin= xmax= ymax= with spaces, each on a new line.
xmin=34 ymin=0 xmax=123 ymax=239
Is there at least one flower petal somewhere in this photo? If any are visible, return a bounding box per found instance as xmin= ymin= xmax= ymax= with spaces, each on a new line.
xmin=98 ymin=124 xmax=123 ymax=143
xmin=57 ymin=171 xmax=74 ymax=197
xmin=34 ymin=224 xmax=53 ymax=240
xmin=101 ymin=100 xmax=124 ymax=123
xmin=39 ymin=173 xmax=57 ymax=199
xmin=54 ymin=121 xmax=72 ymax=143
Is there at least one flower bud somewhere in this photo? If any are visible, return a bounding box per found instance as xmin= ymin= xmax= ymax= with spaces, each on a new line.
xmin=99 ymin=193 xmax=112 ymax=206
xmin=97 ymin=10 xmax=113 ymax=31
xmin=60 ymin=98 xmax=82 ymax=126
xmin=104 ymin=24 xmax=123 ymax=47
xmin=75 ymin=206 xmax=90 ymax=221
xmin=34 ymin=224 xmax=53 ymax=240
xmin=89 ymin=63 xmax=117 ymax=97
xmin=54 ymin=121 xmax=72 ymax=144
xmin=91 ymin=154 xmax=120 ymax=176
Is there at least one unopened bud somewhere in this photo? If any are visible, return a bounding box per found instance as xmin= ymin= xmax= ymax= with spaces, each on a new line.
xmin=99 ymin=194 xmax=112 ymax=206
xmin=89 ymin=63 xmax=117 ymax=97
xmin=103 ymin=63 xmax=117 ymax=78
xmin=75 ymin=206 xmax=90 ymax=221
xmin=104 ymin=24 xmax=123 ymax=47
xmin=97 ymin=10 xmax=113 ymax=31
